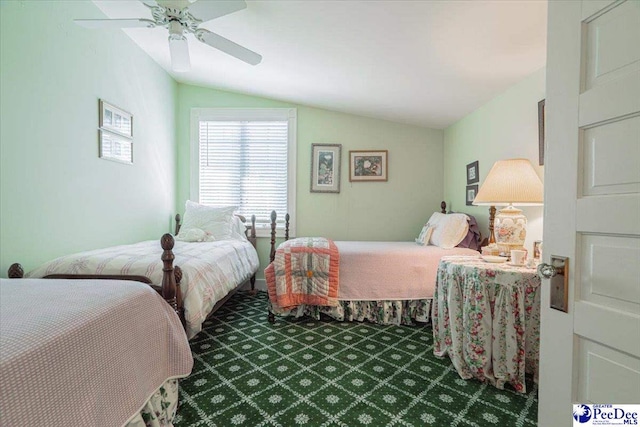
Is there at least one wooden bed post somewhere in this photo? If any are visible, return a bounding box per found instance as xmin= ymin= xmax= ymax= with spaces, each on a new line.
xmin=441 ymin=201 xmax=447 ymax=214
xmin=285 ymin=213 xmax=290 ymax=241
xmin=8 ymin=263 xmax=24 ymax=278
xmin=249 ymin=214 xmax=257 ymax=291
xmin=173 ymin=265 xmax=185 ymax=327
xmin=269 ymin=210 xmax=277 ymax=263
xmin=160 ymin=234 xmax=180 ymax=320
xmin=268 ymin=211 xmax=278 ymax=324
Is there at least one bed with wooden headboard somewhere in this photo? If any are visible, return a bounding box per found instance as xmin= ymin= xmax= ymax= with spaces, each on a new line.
xmin=7 ymin=214 xmax=259 ymax=339
xmin=264 ymin=201 xmax=488 ymax=325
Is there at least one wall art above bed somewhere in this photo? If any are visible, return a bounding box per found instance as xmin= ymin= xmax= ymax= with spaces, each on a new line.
xmin=98 ymin=99 xmax=133 ymax=164
xmin=311 ymin=144 xmax=341 ymax=193
xmin=349 ymin=150 xmax=388 ymax=182
xmin=466 ymin=184 xmax=478 ymax=206
xmin=466 ymin=160 xmax=479 ymax=184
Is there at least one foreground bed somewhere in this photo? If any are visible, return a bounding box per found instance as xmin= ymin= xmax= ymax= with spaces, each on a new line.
xmin=0 ymin=278 xmax=193 ymax=427
xmin=266 ymin=202 xmax=484 ymax=325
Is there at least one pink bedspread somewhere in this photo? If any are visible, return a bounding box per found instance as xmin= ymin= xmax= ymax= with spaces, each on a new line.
xmin=265 ymin=237 xmax=340 ymax=309
xmin=334 ymin=241 xmax=479 ymax=300
xmin=0 ymin=278 xmax=193 ymax=427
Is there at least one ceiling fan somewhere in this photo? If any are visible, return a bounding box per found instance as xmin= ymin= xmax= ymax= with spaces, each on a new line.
xmin=75 ymin=0 xmax=262 ymax=71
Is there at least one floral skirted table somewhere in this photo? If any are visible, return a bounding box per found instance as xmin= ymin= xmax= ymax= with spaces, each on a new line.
xmin=432 ymin=255 xmax=541 ymax=393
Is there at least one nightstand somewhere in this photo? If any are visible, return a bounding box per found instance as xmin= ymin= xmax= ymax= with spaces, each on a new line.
xmin=432 ymin=255 xmax=541 ymax=393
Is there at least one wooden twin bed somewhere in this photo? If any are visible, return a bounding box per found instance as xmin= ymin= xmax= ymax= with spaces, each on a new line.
xmin=7 ymin=214 xmax=260 ymax=339
xmin=264 ymin=201 xmax=486 ymax=325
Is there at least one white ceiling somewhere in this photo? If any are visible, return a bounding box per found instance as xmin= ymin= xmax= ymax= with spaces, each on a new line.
xmin=93 ymin=0 xmax=547 ymax=129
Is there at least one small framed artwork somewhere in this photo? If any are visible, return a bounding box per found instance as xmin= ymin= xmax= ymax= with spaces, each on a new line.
xmin=466 ymin=184 xmax=478 ymax=206
xmin=99 ymin=129 xmax=133 ymax=165
xmin=349 ymin=150 xmax=388 ymax=182
xmin=533 ymin=240 xmax=543 ymax=259
xmin=99 ymin=99 xmax=133 ymax=138
xmin=466 ymin=160 xmax=479 ymax=184
xmin=538 ymin=99 xmax=545 ymax=166
xmin=310 ymin=144 xmax=341 ymax=193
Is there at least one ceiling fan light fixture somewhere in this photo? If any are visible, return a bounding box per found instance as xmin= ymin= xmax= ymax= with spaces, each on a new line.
xmin=75 ymin=0 xmax=260 ymax=67
xmin=169 ymin=33 xmax=190 ymax=72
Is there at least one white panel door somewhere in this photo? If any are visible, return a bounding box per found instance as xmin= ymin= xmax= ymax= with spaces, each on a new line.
xmin=539 ymin=1 xmax=640 ymax=426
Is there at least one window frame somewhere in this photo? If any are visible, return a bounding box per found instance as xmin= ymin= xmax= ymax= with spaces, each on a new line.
xmin=189 ymin=107 xmax=297 ymax=238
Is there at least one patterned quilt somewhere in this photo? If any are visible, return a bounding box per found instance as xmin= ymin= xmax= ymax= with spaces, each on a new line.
xmin=265 ymin=237 xmax=340 ymax=309
xmin=26 ymin=239 xmax=259 ymax=339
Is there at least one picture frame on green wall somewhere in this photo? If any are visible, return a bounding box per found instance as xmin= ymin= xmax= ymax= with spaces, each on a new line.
xmin=466 ymin=184 xmax=478 ymax=206
xmin=349 ymin=150 xmax=388 ymax=182
xmin=99 ymin=129 xmax=133 ymax=165
xmin=466 ymin=160 xmax=479 ymax=184
xmin=311 ymin=144 xmax=341 ymax=193
xmin=99 ymin=99 xmax=133 ymax=138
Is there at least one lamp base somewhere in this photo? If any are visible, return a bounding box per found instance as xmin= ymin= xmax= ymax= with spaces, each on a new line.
xmin=495 ymin=205 xmax=527 ymax=255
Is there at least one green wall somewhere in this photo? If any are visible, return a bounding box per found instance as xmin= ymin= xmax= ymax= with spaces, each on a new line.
xmin=177 ymin=84 xmax=444 ymax=278
xmin=443 ymin=68 xmax=545 ymax=252
xmin=0 ymin=0 xmax=178 ymax=276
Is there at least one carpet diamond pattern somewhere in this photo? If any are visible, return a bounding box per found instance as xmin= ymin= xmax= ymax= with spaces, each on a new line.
xmin=176 ymin=292 xmax=537 ymax=426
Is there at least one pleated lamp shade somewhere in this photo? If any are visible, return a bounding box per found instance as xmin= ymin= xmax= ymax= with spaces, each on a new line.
xmin=473 ymin=159 xmax=543 ymax=253
xmin=473 ymin=159 xmax=543 ymax=206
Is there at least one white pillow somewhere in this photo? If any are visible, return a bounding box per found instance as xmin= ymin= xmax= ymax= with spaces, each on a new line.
xmin=177 ymin=201 xmax=237 ymax=241
xmin=231 ymin=216 xmax=249 ymax=241
xmin=175 ymin=228 xmax=215 ymax=242
xmin=415 ymin=223 xmax=434 ymax=246
xmin=427 ymin=212 xmax=470 ymax=249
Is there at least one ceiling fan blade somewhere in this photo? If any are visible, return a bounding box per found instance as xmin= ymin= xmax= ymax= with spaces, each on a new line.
xmin=187 ymin=0 xmax=247 ymax=22
xmin=74 ymin=19 xmax=155 ymax=29
xmin=169 ymin=36 xmax=191 ymax=72
xmin=196 ymin=29 xmax=261 ymax=65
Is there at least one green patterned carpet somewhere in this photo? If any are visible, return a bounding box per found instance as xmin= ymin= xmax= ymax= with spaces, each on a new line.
xmin=176 ymin=291 xmax=537 ymax=427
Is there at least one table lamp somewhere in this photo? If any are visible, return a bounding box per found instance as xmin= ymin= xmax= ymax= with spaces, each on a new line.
xmin=472 ymin=158 xmax=543 ymax=254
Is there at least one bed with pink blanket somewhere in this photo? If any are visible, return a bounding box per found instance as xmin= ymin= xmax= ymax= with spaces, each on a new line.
xmin=0 ymin=278 xmax=193 ymax=427
xmin=265 ymin=202 xmax=483 ymax=325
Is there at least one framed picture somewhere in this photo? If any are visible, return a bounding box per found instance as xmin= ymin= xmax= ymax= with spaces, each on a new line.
xmin=99 ymin=99 xmax=133 ymax=138
xmin=533 ymin=240 xmax=543 ymax=259
xmin=349 ymin=150 xmax=388 ymax=182
xmin=466 ymin=184 xmax=478 ymax=206
xmin=538 ymin=99 xmax=545 ymax=166
xmin=99 ymin=129 xmax=133 ymax=165
xmin=310 ymin=144 xmax=341 ymax=193
xmin=466 ymin=160 xmax=479 ymax=184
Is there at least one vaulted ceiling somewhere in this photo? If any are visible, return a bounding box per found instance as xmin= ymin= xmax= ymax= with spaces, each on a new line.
xmin=93 ymin=0 xmax=547 ymax=129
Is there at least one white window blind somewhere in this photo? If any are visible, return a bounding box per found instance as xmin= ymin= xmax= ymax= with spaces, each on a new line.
xmin=191 ymin=108 xmax=296 ymax=235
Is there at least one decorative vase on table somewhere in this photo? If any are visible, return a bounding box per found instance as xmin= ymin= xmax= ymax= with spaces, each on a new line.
xmin=495 ymin=205 xmax=528 ymax=254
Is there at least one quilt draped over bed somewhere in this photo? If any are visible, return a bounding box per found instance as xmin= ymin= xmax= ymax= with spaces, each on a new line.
xmin=265 ymin=237 xmax=340 ymax=309
xmin=0 ymin=278 xmax=193 ymax=427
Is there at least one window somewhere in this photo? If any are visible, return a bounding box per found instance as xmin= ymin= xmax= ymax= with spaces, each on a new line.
xmin=190 ymin=108 xmax=296 ymax=236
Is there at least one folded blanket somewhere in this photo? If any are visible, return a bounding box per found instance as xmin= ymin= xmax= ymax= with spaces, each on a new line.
xmin=265 ymin=237 xmax=340 ymax=309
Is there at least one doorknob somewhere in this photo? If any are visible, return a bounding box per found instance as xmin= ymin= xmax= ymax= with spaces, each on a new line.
xmin=538 ymin=256 xmax=569 ymax=313
xmin=537 ymin=262 xmax=565 ymax=279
